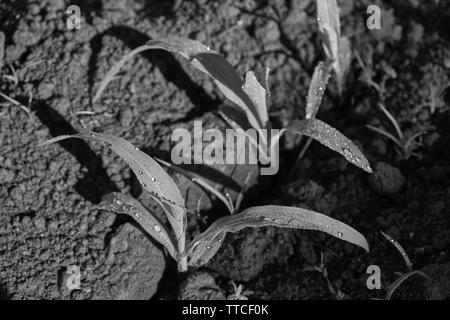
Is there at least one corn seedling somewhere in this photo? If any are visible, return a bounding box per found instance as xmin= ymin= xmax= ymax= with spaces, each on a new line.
xmin=227 ymin=282 xmax=253 ymax=300
xmin=93 ymin=34 xmax=372 ymax=178
xmin=367 ymin=103 xmax=428 ymax=159
xmin=380 ymin=231 xmax=430 ymax=300
xmin=39 ymin=131 xmax=369 ymax=273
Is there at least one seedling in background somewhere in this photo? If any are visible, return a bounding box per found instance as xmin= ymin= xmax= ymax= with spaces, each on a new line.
xmin=380 ymin=231 xmax=430 ymax=300
xmin=227 ymin=282 xmax=253 ymax=300
xmin=355 ymin=50 xmax=397 ymax=103
xmin=367 ymin=103 xmax=428 ymax=159
xmin=40 ymin=131 xmax=370 ymax=273
xmin=302 ymin=252 xmax=346 ymax=300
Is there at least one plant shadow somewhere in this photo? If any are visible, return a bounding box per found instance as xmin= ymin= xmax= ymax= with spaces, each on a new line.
xmin=88 ymin=26 xmax=221 ymax=124
xmin=32 ymin=101 xmax=119 ymax=204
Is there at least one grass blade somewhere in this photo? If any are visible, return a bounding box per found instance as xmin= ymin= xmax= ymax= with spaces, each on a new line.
xmin=100 ymin=192 xmax=177 ymax=259
xmin=290 ymin=119 xmax=372 ymax=173
xmin=38 ymin=131 xmax=186 ymax=245
xmin=186 ymin=205 xmax=369 ymax=267
xmin=380 ymin=231 xmax=413 ymax=271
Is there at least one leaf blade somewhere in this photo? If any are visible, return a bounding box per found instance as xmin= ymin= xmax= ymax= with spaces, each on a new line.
xmin=100 ymin=192 xmax=178 ymax=259
xmin=289 ymin=119 xmax=372 ymax=173
xmin=187 ymin=205 xmax=369 ymax=267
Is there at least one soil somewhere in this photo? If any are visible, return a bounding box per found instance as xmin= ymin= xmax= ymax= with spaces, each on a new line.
xmin=0 ymin=0 xmax=449 ymax=300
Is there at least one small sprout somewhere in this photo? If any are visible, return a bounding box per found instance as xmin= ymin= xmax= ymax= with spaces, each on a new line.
xmin=228 ymin=282 xmax=253 ymax=300
xmin=367 ymin=104 xmax=430 ymax=159
xmin=0 ymin=91 xmax=35 ymax=123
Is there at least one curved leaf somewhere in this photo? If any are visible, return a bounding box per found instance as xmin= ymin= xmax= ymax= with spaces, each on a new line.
xmin=93 ymin=36 xmax=264 ymax=129
xmin=380 ymin=231 xmax=412 ymax=271
xmin=155 ymin=158 xmax=234 ymax=214
xmin=38 ymin=131 xmax=187 ymax=245
xmin=243 ymin=71 xmax=268 ymax=127
xmin=306 ymin=61 xmax=331 ymax=119
xmin=100 ymin=192 xmax=177 ymax=259
xmin=186 ymin=205 xmax=369 ymax=267
xmin=289 ymin=119 xmax=372 ymax=173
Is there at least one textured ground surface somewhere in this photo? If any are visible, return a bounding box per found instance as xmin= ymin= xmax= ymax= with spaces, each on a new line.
xmin=0 ymin=0 xmax=449 ymax=299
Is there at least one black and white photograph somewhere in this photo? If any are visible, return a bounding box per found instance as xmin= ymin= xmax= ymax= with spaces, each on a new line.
xmin=0 ymin=0 xmax=449 ymax=304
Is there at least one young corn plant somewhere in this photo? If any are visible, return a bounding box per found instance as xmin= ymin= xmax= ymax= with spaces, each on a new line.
xmin=367 ymin=103 xmax=429 ymax=159
xmin=290 ymin=0 xmax=352 ymax=174
xmin=39 ymin=131 xmax=370 ymax=273
xmin=93 ymin=35 xmax=372 ymax=174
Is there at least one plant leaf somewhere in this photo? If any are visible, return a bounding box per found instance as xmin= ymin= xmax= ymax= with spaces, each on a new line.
xmin=242 ymin=71 xmax=268 ymax=127
xmin=317 ymin=0 xmax=340 ymax=62
xmin=289 ymin=119 xmax=372 ymax=173
xmin=155 ymin=158 xmax=234 ymax=214
xmin=306 ymin=62 xmax=331 ymax=119
xmin=100 ymin=192 xmax=178 ymax=259
xmin=186 ymin=205 xmax=369 ymax=267
xmin=38 ymin=131 xmax=187 ymax=244
xmin=93 ymin=36 xmax=264 ymax=129
xmin=380 ymin=231 xmax=413 ymax=272
xmin=218 ymin=104 xmax=251 ymax=130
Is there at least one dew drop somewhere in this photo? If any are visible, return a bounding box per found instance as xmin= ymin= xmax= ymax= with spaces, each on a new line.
xmin=338 ymin=232 xmax=343 ymax=237
xmin=153 ymin=225 xmax=162 ymax=233
xmin=217 ymin=239 xmax=222 ymax=243
xmin=135 ymin=147 xmax=139 ymax=151
xmin=142 ymin=183 xmax=147 ymax=188
xmin=138 ymin=171 xmax=143 ymax=175
xmin=342 ymin=148 xmax=352 ymax=159
xmin=206 ymin=245 xmax=211 ymax=249
xmin=151 ymin=177 xmax=156 ymax=182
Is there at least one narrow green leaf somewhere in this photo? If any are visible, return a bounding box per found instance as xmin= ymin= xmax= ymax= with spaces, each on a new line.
xmin=38 ymin=131 xmax=187 ymax=244
xmin=380 ymin=231 xmax=413 ymax=272
xmin=186 ymin=205 xmax=369 ymax=267
xmin=242 ymin=71 xmax=268 ymax=128
xmin=289 ymin=119 xmax=372 ymax=173
xmin=155 ymin=158 xmax=234 ymax=214
xmin=93 ymin=36 xmax=264 ymax=129
xmin=317 ymin=0 xmax=341 ymax=62
xmin=306 ymin=62 xmax=331 ymax=119
xmin=100 ymin=192 xmax=178 ymax=259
